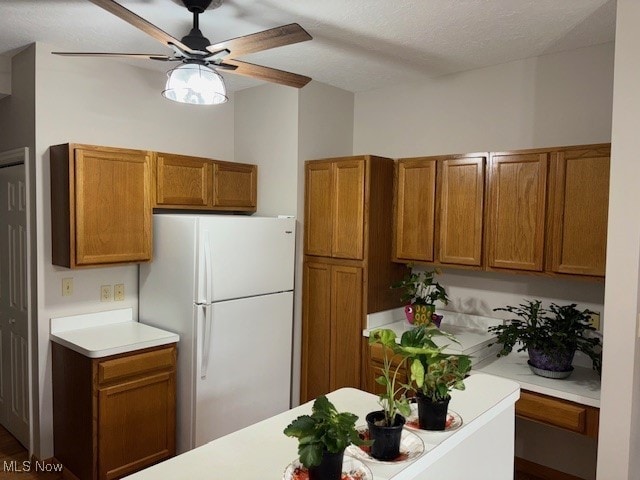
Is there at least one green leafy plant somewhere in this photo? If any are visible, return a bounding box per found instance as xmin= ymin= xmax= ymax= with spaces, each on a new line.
xmin=487 ymin=300 xmax=602 ymax=373
xmin=392 ymin=268 xmax=449 ymax=306
xmin=368 ymin=329 xmax=412 ymax=425
xmin=399 ymin=325 xmax=472 ymax=401
xmin=283 ymin=395 xmax=368 ymax=468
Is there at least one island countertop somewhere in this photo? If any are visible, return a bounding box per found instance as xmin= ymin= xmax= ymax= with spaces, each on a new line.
xmin=123 ymin=374 xmax=520 ymax=480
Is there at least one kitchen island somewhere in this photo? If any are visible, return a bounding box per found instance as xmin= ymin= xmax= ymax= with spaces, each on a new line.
xmin=124 ymin=373 xmax=519 ymax=480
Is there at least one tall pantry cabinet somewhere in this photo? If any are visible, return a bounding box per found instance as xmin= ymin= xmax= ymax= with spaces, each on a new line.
xmin=300 ymin=155 xmax=407 ymax=403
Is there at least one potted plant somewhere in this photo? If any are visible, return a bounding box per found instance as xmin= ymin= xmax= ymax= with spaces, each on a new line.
xmin=366 ymin=329 xmax=412 ymax=460
xmin=283 ymin=395 xmax=369 ymax=480
xmin=399 ymin=325 xmax=471 ymax=430
xmin=488 ymin=300 xmax=602 ymax=378
xmin=392 ymin=268 xmax=450 ymax=327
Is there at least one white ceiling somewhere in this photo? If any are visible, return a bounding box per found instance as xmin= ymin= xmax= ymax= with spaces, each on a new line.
xmin=0 ymin=0 xmax=616 ymax=93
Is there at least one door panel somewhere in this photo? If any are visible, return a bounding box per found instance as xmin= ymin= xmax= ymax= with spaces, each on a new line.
xmin=305 ymin=162 xmax=333 ymax=256
xmin=395 ymin=159 xmax=437 ymax=262
xmin=212 ymin=162 xmax=257 ymax=209
xmin=195 ymin=292 xmax=293 ymax=446
xmin=0 ymin=164 xmax=29 ymax=447
xmin=155 ymin=153 xmax=212 ymax=207
xmin=332 ymin=160 xmax=365 ymax=259
xmin=488 ymin=153 xmax=547 ymax=271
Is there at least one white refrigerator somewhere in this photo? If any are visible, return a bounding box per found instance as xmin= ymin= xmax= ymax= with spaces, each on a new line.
xmin=139 ymin=214 xmax=295 ymax=454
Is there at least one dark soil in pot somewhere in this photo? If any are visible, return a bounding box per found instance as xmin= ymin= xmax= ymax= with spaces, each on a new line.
xmin=416 ymin=394 xmax=450 ymax=431
xmin=308 ymin=449 xmax=344 ymax=480
xmin=365 ymin=411 xmax=405 ymax=461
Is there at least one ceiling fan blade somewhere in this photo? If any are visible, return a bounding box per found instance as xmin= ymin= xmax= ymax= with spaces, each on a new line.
xmin=52 ymin=52 xmax=175 ymax=61
xmin=88 ymin=0 xmax=193 ymax=53
xmin=224 ymin=59 xmax=311 ymax=88
xmin=206 ymin=23 xmax=311 ymax=58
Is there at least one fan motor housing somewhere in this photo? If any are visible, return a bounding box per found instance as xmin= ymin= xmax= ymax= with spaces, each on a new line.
xmin=181 ymin=0 xmax=217 ymax=13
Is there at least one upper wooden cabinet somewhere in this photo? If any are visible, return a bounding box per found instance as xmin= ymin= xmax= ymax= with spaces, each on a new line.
xmin=487 ymin=151 xmax=548 ymax=272
xmin=50 ymin=144 xmax=153 ymax=268
xmin=154 ymin=153 xmax=256 ymax=213
xmin=155 ymin=153 xmax=212 ymax=208
xmin=394 ymin=158 xmax=437 ymax=262
xmin=304 ymin=158 xmax=365 ymax=260
xmin=547 ymin=145 xmax=610 ymax=276
xmin=393 ymin=154 xmax=486 ymax=267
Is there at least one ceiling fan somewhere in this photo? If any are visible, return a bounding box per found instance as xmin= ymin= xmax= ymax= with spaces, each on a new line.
xmin=53 ymin=0 xmax=312 ymax=105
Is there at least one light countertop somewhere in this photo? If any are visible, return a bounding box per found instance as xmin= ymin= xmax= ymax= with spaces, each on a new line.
xmin=473 ymin=351 xmax=601 ymax=408
xmin=124 ymin=374 xmax=520 ymax=480
xmin=50 ymin=308 xmax=179 ymax=358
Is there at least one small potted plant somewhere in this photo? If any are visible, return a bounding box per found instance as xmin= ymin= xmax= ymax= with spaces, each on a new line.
xmin=400 ymin=325 xmax=471 ymax=430
xmin=366 ymin=329 xmax=412 ymax=461
xmin=283 ymin=395 xmax=369 ymax=480
xmin=488 ymin=300 xmax=602 ymax=378
xmin=392 ymin=268 xmax=449 ymax=327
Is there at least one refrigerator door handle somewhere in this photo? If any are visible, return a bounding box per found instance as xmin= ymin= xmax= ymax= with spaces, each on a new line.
xmin=201 ymin=304 xmax=213 ymax=379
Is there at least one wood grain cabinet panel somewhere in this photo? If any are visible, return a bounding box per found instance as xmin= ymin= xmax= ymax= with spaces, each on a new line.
xmin=548 ymin=145 xmax=610 ymax=276
xmin=438 ymin=156 xmax=485 ymax=266
xmin=487 ymin=152 xmax=548 ymax=271
xmin=155 ymin=153 xmax=212 ymax=208
xmin=304 ymin=162 xmax=334 ymax=257
xmin=394 ymin=158 xmax=437 ymax=262
xmin=53 ymin=343 xmax=177 ymax=480
xmin=50 ymin=143 xmax=152 ymax=268
xmin=301 ymin=155 xmax=406 ymax=403
xmin=516 ymin=390 xmax=599 ymax=438
xmin=212 ymin=161 xmax=257 ymax=210
xmin=332 ymin=160 xmax=365 ymax=259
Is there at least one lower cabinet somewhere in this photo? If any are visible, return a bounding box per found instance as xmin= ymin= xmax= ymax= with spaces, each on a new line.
xmin=53 ymin=343 xmax=177 ymax=480
xmin=364 ymin=343 xmax=409 ymax=396
xmin=300 ymin=260 xmax=363 ymax=402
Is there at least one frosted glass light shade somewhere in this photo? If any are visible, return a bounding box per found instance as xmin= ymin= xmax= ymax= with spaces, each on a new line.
xmin=162 ymin=63 xmax=228 ymax=105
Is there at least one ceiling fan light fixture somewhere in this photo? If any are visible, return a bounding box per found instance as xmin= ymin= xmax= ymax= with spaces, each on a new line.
xmin=162 ymin=63 xmax=227 ymax=105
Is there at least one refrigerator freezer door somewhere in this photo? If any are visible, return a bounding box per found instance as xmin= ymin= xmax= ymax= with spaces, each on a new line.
xmin=194 ymin=291 xmax=294 ymax=446
xmin=198 ymin=216 xmax=295 ymax=302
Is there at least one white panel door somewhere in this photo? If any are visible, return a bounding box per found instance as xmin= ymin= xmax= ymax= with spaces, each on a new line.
xmin=194 ymin=291 xmax=293 ymax=446
xmin=199 ymin=216 xmax=295 ymax=302
xmin=0 ymin=164 xmax=29 ymax=447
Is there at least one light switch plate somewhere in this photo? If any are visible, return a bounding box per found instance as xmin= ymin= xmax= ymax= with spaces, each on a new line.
xmin=114 ymin=284 xmax=125 ymax=301
xmin=588 ymin=312 xmax=601 ymax=330
xmin=62 ymin=278 xmax=73 ymax=297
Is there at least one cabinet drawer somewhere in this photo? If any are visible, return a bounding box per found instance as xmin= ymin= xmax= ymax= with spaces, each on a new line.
xmin=516 ymin=391 xmax=598 ymax=437
xmin=98 ymin=346 xmax=176 ymax=385
xmin=369 ymin=343 xmax=405 ymax=367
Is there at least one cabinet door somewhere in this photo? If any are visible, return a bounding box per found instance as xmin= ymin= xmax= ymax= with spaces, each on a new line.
xmin=332 ymin=160 xmax=365 ymax=259
xmin=394 ymin=159 xmax=437 ymax=262
xmin=437 ymin=156 xmax=485 ymax=266
xmin=98 ymin=371 xmax=176 ymax=480
xmin=548 ymin=147 xmax=610 ymax=276
xmin=75 ymin=147 xmax=152 ymax=266
xmin=305 ymin=162 xmax=333 ymax=256
xmin=212 ymin=161 xmax=257 ymax=211
xmin=330 ymin=265 xmax=363 ymax=391
xmin=300 ymin=261 xmax=332 ymax=402
xmin=487 ymin=153 xmax=547 ymax=271
xmin=155 ymin=153 xmax=212 ymax=207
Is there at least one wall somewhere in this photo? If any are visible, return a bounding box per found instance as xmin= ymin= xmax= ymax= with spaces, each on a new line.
xmin=234 ymin=81 xmax=354 ymax=406
xmin=0 ymin=55 xmax=12 ymax=98
xmin=598 ymin=0 xmax=640 ymax=478
xmin=31 ymin=43 xmax=235 ymax=458
xmin=353 ymin=43 xmax=614 ymax=479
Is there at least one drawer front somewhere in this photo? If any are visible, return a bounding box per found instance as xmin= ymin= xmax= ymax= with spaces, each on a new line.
xmin=98 ymin=346 xmax=176 ymax=386
xmin=516 ymin=391 xmax=588 ymax=434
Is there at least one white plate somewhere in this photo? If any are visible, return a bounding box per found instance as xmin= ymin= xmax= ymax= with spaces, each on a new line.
xmin=282 ymin=455 xmax=373 ymax=480
xmin=404 ymin=403 xmax=463 ymax=432
xmin=346 ymin=425 xmax=425 ymax=464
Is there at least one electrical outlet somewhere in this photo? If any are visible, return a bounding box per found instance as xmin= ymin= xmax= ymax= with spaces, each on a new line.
xmin=101 ymin=285 xmax=112 ymax=302
xmin=62 ymin=278 xmax=73 ymax=297
xmin=588 ymin=312 xmax=601 ymax=330
xmin=114 ymin=284 xmax=125 ymax=301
